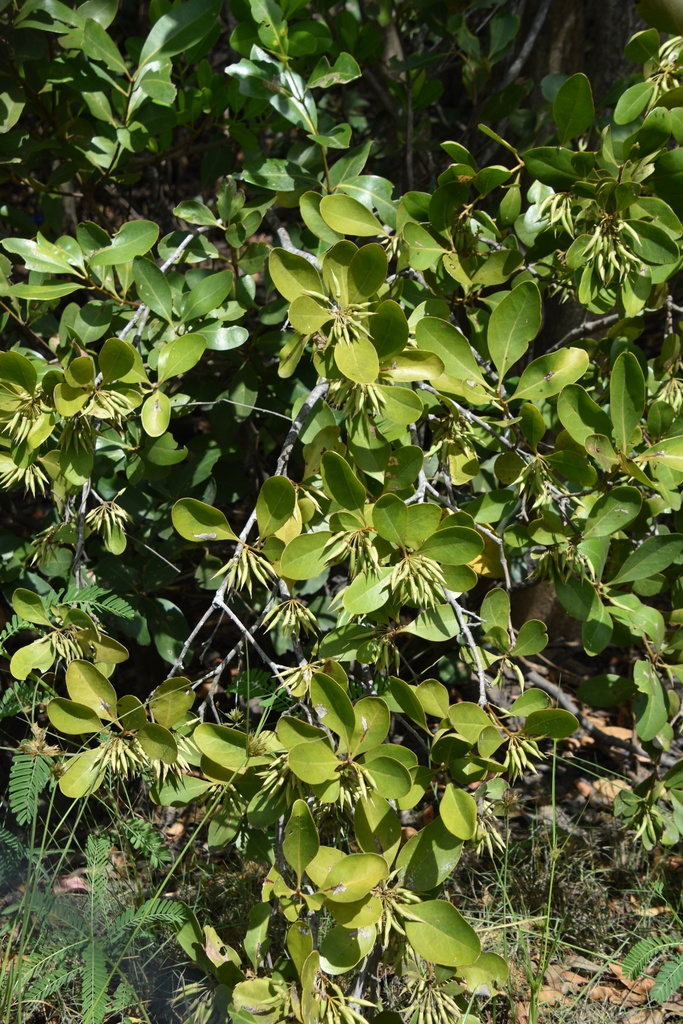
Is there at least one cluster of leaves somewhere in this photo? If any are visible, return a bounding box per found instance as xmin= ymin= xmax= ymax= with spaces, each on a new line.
xmin=3 ymin=0 xmax=683 ymax=1020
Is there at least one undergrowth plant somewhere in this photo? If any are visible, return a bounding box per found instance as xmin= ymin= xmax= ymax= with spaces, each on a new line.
xmin=3 ymin=0 xmax=683 ymax=1021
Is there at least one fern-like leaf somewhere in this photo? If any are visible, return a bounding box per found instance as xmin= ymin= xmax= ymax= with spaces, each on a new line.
xmin=623 ymin=936 xmax=661 ymax=979
xmin=108 ymin=896 xmax=189 ymax=944
xmin=57 ymin=582 xmax=136 ymax=620
xmin=8 ymin=753 xmax=52 ymax=825
xmin=0 ymin=613 xmax=33 ymax=655
xmin=0 ymin=680 xmax=50 ymax=722
xmin=81 ymin=939 xmax=109 ymax=1024
xmin=652 ymin=956 xmax=683 ymax=1004
xmin=0 ymin=826 xmax=27 ymax=884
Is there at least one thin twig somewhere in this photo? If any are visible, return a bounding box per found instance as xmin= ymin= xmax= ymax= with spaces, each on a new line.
xmin=72 ymin=481 xmax=92 ymax=589
xmin=521 ymin=666 xmax=675 ymax=767
xmin=168 ymin=382 xmax=329 ymax=679
xmin=546 ymin=312 xmax=620 ymax=353
xmin=275 ymin=381 xmax=329 ymax=476
xmin=265 ymin=210 xmax=321 ymax=269
xmin=118 ymin=230 xmax=205 ymax=342
xmin=215 ymin=597 xmax=288 ymax=682
xmin=500 ymin=0 xmax=552 ymax=89
xmin=443 ymin=589 xmax=491 ymax=707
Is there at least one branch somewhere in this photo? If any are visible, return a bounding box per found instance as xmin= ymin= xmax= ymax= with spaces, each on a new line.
xmin=520 ymin=665 xmax=676 ymax=768
xmin=546 ymin=312 xmax=620 ymax=353
xmin=265 ymin=210 xmax=321 ymax=269
xmin=72 ymin=480 xmax=92 ymax=589
xmin=417 ymin=384 xmax=516 ymax=451
xmin=214 ymin=596 xmax=288 ymax=683
xmin=275 ymin=380 xmax=329 ymax=476
xmin=500 ymin=0 xmax=553 ymax=90
xmin=118 ymin=230 xmax=206 ymax=342
xmin=443 ymin=589 xmax=491 ymax=707
xmin=168 ymin=381 xmax=329 ymax=679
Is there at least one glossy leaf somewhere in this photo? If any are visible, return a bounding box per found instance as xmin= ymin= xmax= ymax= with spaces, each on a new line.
xmin=404 ymin=900 xmax=480 ymax=967
xmin=320 ymin=194 xmax=383 ymax=236
xmin=553 ymin=73 xmax=594 ymax=144
xmin=257 ymin=476 xmax=297 ymax=537
xmin=510 ymin=348 xmax=589 ymax=402
xmin=583 ymin=486 xmax=642 ymax=537
xmin=283 ymin=800 xmax=319 ymax=883
xmin=487 ymin=282 xmax=542 ymax=379
xmin=172 ymin=498 xmax=238 ymax=543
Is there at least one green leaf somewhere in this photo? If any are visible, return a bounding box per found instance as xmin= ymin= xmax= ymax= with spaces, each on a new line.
xmin=157 ymin=333 xmax=207 ymax=383
xmin=269 ymin=247 xmax=323 ymax=302
xmin=280 ymin=531 xmax=332 ymax=580
xmin=65 ymin=660 xmax=117 ymax=721
xmin=47 ymin=698 xmax=104 ymax=735
xmin=374 ymin=385 xmax=423 ymax=425
xmin=347 ymin=243 xmax=387 ymax=302
xmin=141 ymin=391 xmax=171 ymax=437
xmin=98 ymin=338 xmax=136 ymax=384
xmin=319 ymin=924 xmax=376 ymax=975
xmin=59 ymin=751 xmax=107 ymax=799
xmin=334 ymin=336 xmax=380 ymax=384
xmin=343 ymin=567 xmax=393 ymax=615
xmin=10 ymin=639 xmax=54 ymax=680
xmin=624 ymin=220 xmax=679 ymax=265
xmin=149 ymin=677 xmax=194 ymax=728
xmin=0 ymin=352 xmax=37 ymax=392
xmin=139 ymin=0 xmax=221 ymax=66
xmin=89 ymin=221 xmax=159 ymax=267
xmin=300 ymin=191 xmax=343 ymax=244
xmin=133 ymin=257 xmax=173 ymax=321
xmin=396 ymin=817 xmax=463 ymax=890
xmin=523 ymin=146 xmax=595 ymax=189
xmin=553 ymin=73 xmax=594 ymax=144
xmin=321 ymin=451 xmax=366 ymax=511
xmin=418 ymin=523 xmax=484 ymax=565
xmin=353 ymin=794 xmax=401 ymax=864
xmin=172 ymin=498 xmax=238 ymax=543
xmin=440 ymin=784 xmax=477 ymax=839
xmin=350 ymin=697 xmax=391 ymax=757
xmin=510 ymin=348 xmax=589 ymax=402
xmin=308 ymin=52 xmax=361 ymax=89
xmin=289 ymin=738 xmax=339 ymax=784
xmin=487 ymin=282 xmax=542 ymax=379
xmin=403 ymin=604 xmax=460 ymax=642
xmin=283 ymin=800 xmax=319 ymax=883
xmin=194 ymin=723 xmax=248 ymax=769
xmin=12 ymin=588 xmax=51 ymax=627
xmin=256 ymin=476 xmax=297 ymax=536
xmin=3 ymin=234 xmax=76 ymax=274
xmin=611 ymin=351 xmax=645 ymax=453
xmin=416 ymin=679 xmax=450 ymax=719
xmin=403 ymin=222 xmax=446 ymax=270
xmin=404 ymin=900 xmax=480 ymax=967
xmin=509 ymin=689 xmax=552 ymax=715
xmin=512 ymin=619 xmax=548 ymax=657
xmin=363 ymin=755 xmax=412 ymax=799
xmin=609 ymin=534 xmax=683 ymax=585
xmin=523 ymin=709 xmax=578 ymax=739
xmin=583 ymin=486 xmax=642 ymax=537
xmin=322 ymin=853 xmax=388 ymax=903
xmin=173 ymin=200 xmax=221 ymax=226
xmin=558 ymin=384 xmax=613 ymax=446
xmin=639 ymin=435 xmax=683 ymax=471
xmin=81 ymin=19 xmax=127 ymax=73
xmin=289 ymin=294 xmax=332 ymax=334
xmin=319 ymin=194 xmax=384 ymax=237
xmin=388 ymin=677 xmax=428 ymax=731
xmin=311 ymin=672 xmax=355 ymax=748
xmin=614 ymin=80 xmax=656 ymax=125
xmin=136 ymin=723 xmax=177 ymax=763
